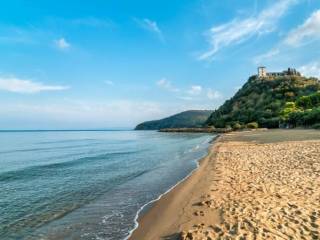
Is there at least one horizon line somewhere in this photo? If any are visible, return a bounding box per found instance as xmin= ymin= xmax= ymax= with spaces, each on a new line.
xmin=0 ymin=128 xmax=134 ymax=132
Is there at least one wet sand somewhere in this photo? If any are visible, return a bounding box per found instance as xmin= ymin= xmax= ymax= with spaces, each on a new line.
xmin=129 ymin=129 xmax=320 ymax=240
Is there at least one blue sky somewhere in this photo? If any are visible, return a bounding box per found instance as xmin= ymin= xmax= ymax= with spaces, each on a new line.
xmin=0 ymin=0 xmax=319 ymax=129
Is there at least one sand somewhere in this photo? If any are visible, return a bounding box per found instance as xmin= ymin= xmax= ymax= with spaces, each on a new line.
xmin=129 ymin=130 xmax=320 ymax=240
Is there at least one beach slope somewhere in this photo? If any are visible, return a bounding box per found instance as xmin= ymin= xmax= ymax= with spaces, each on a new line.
xmin=129 ymin=129 xmax=320 ymax=240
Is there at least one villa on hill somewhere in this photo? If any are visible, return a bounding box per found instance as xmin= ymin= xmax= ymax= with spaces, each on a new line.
xmin=257 ymin=66 xmax=301 ymax=78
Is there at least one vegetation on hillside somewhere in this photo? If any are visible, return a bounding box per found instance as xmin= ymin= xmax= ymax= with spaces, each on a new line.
xmin=135 ymin=110 xmax=212 ymax=130
xmin=281 ymin=91 xmax=320 ymax=128
xmin=206 ymin=75 xmax=320 ymax=128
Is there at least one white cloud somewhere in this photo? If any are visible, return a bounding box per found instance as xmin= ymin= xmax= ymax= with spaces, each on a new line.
xmin=0 ymin=97 xmax=224 ymax=129
xmin=135 ymin=18 xmax=164 ymax=42
xmin=156 ymin=78 xmax=179 ymax=92
xmin=254 ymin=9 xmax=320 ymax=65
xmin=156 ymin=79 xmax=223 ymax=103
xmin=54 ymin=38 xmax=70 ymax=50
xmin=207 ymin=88 xmax=222 ymax=100
xmin=187 ymin=85 xmax=202 ymax=95
xmin=105 ymin=80 xmax=114 ymax=86
xmin=199 ymin=0 xmax=296 ymax=60
xmin=0 ymin=76 xmax=69 ymax=93
xmin=178 ymin=86 xmax=222 ymax=101
xmin=0 ymin=100 xmax=185 ymax=129
xmin=254 ymin=48 xmax=280 ymax=64
xmin=298 ymin=61 xmax=320 ymax=78
xmin=284 ymin=10 xmax=320 ymax=46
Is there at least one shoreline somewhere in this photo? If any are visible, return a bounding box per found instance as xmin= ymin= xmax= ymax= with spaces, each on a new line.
xmin=128 ymin=129 xmax=320 ymax=240
xmin=128 ymin=134 xmax=222 ymax=240
xmin=125 ymin=134 xmax=219 ymax=240
xmin=159 ymin=128 xmax=231 ymax=133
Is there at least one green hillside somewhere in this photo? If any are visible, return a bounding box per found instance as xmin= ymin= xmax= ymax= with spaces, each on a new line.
xmin=135 ymin=110 xmax=213 ymax=130
xmin=282 ymin=91 xmax=320 ymax=128
xmin=206 ymin=75 xmax=320 ymax=128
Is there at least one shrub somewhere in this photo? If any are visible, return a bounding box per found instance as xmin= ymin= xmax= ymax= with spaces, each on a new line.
xmin=246 ymin=122 xmax=259 ymax=129
xmin=312 ymin=123 xmax=320 ymax=129
xmin=232 ymin=123 xmax=242 ymax=130
xmin=225 ymin=125 xmax=232 ymax=130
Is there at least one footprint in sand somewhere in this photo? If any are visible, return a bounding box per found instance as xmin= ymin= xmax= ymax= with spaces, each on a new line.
xmin=194 ymin=211 xmax=205 ymax=216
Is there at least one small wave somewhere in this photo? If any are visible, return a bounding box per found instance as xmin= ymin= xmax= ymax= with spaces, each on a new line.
xmin=189 ymin=144 xmax=200 ymax=152
xmin=124 ymin=137 xmax=215 ymax=240
xmin=124 ymin=135 xmax=218 ymax=240
xmin=0 ymin=150 xmax=142 ymax=182
xmin=0 ymin=168 xmax=152 ymax=239
xmin=37 ymin=138 xmax=97 ymax=145
xmin=0 ymin=143 xmax=102 ymax=155
xmin=101 ymin=211 xmax=124 ymax=224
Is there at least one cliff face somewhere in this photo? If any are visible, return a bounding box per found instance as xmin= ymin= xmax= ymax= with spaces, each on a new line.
xmin=206 ymin=75 xmax=320 ymax=128
xmin=135 ymin=110 xmax=213 ymax=130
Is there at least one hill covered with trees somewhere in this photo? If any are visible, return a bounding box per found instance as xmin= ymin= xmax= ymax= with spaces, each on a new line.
xmin=281 ymin=91 xmax=320 ymax=128
xmin=206 ymin=75 xmax=320 ymax=128
xmin=135 ymin=110 xmax=212 ymax=130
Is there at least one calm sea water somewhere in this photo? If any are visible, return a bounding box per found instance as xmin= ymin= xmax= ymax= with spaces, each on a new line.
xmin=0 ymin=130 xmax=213 ymax=240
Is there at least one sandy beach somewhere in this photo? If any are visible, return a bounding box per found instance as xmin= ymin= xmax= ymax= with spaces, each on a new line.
xmin=129 ymin=129 xmax=320 ymax=240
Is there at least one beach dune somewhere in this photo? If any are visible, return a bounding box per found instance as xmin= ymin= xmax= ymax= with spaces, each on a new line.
xmin=129 ymin=130 xmax=320 ymax=240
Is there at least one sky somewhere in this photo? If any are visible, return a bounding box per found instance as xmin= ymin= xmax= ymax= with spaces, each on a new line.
xmin=0 ymin=0 xmax=320 ymax=129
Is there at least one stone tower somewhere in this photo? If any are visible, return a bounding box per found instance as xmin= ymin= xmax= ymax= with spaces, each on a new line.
xmin=258 ymin=66 xmax=267 ymax=77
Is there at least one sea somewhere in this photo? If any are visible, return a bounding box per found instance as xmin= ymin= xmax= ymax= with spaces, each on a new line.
xmin=0 ymin=130 xmax=214 ymax=240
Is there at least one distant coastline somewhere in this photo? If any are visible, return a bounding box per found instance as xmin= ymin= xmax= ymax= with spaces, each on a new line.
xmin=135 ymin=110 xmax=212 ymax=130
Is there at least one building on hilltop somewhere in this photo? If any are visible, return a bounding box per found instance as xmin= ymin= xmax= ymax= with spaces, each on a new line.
xmin=258 ymin=66 xmax=267 ymax=77
xmin=257 ymin=67 xmax=301 ymax=78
